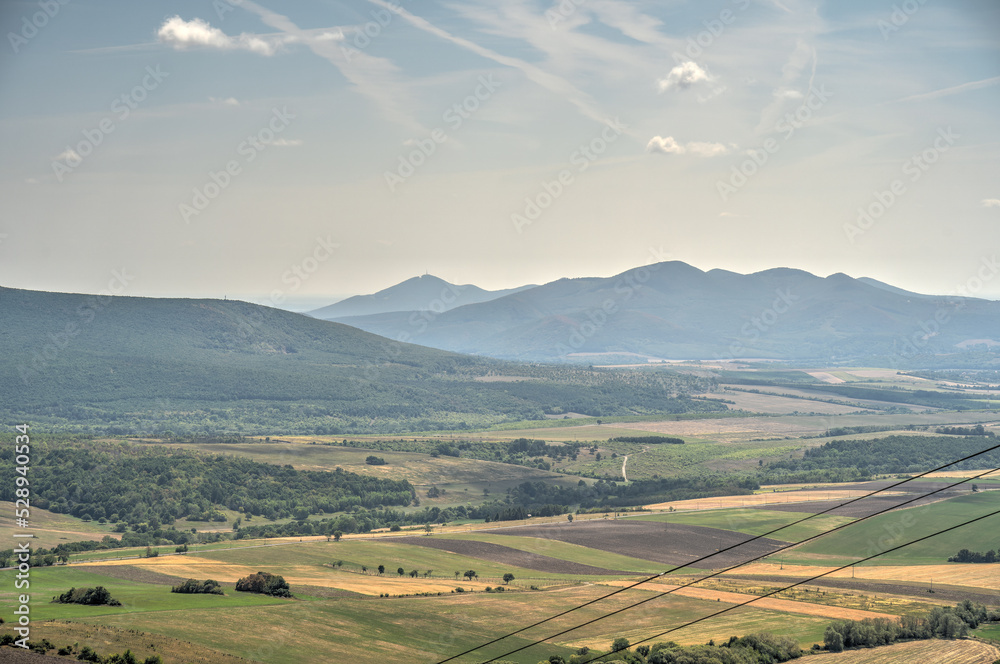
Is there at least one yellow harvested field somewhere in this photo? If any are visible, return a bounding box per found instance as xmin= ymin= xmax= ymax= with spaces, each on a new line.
xmin=77 ymin=556 xmax=497 ymax=595
xmin=923 ymin=469 xmax=1000 ymax=479
xmin=601 ymin=579 xmax=897 ymax=622
xmin=645 ymin=490 xmax=894 ymax=512
xmin=808 ymin=371 xmax=846 ymax=383
xmin=703 ymin=390 xmax=866 ymax=415
xmin=611 ymin=418 xmax=820 ymax=440
xmin=724 ymin=563 xmax=1000 ymax=591
xmin=809 ymin=638 xmax=1000 ymax=663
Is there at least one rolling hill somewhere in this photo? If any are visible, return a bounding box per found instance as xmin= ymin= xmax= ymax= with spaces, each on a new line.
xmin=307 ymin=274 xmax=534 ymax=319
xmin=319 ymin=262 xmax=1000 ymax=363
xmin=0 ymin=286 xmax=719 ymax=434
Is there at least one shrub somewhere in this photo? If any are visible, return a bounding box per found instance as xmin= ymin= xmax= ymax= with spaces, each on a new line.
xmin=52 ymin=586 xmax=122 ymax=606
xmin=235 ymin=571 xmax=291 ymax=597
xmin=171 ymin=579 xmax=224 ymax=595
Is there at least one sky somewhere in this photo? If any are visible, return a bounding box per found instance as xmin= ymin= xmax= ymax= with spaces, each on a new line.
xmin=1 ymin=0 xmax=998 ymax=311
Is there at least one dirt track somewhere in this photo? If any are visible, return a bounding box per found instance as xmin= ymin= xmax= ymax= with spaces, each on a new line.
xmin=490 ymin=520 xmax=787 ymax=568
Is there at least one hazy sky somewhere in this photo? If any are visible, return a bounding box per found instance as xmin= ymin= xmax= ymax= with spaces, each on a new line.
xmin=1 ymin=0 xmax=998 ymax=309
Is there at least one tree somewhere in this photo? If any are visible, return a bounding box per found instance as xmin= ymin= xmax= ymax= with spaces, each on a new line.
xmin=824 ymin=626 xmax=844 ymax=652
xmin=464 ymin=570 xmax=477 ymax=581
xmin=502 ymin=573 xmax=515 ymax=585
xmin=361 ymin=565 xmax=368 ymax=574
xmin=611 ymin=637 xmax=630 ymax=652
xmin=378 ymin=565 xmax=385 ymax=575
xmin=397 ymin=567 xmax=404 ymax=577
xmin=455 ymin=571 xmax=461 ymax=579
xmin=333 ymin=530 xmax=343 ymax=542
xmin=567 ymin=513 xmax=574 ymax=523
xmin=409 ymin=569 xmax=418 ymax=578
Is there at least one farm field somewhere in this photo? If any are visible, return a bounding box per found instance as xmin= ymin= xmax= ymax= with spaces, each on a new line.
xmin=490 ymin=519 xmax=786 ymax=568
xmin=805 ymin=638 xmax=1000 ymax=663
xmin=500 ymin=410 xmax=1000 ymax=444
xmin=635 ymin=508 xmax=856 ymax=543
xmin=784 ymin=491 xmax=1000 ymax=566
xmin=0 ymin=501 xmax=118 ymax=549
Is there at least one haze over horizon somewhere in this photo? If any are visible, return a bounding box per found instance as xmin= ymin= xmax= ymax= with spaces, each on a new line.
xmin=2 ymin=0 xmax=998 ymax=304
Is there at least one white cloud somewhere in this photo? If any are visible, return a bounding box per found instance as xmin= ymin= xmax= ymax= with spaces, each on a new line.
xmin=646 ymin=136 xmax=684 ymax=154
xmin=657 ymin=61 xmax=710 ymax=92
xmin=646 ymin=136 xmax=732 ymax=157
xmin=55 ymin=148 xmax=81 ymax=162
xmin=268 ymin=138 xmax=303 ymax=147
xmin=209 ymin=96 xmax=241 ymax=106
xmin=157 ymin=16 xmax=278 ymax=56
xmin=982 ymin=199 xmax=1000 ymax=208
xmin=686 ymin=141 xmax=733 ymax=157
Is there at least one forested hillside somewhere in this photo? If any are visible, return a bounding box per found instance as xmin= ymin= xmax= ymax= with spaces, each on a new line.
xmin=0 ymin=287 xmax=722 ymax=434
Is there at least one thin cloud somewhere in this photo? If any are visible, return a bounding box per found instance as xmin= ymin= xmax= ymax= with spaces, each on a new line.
xmin=157 ymin=16 xmax=278 ymax=56
xmin=268 ymin=138 xmax=303 ymax=147
xmin=658 ymin=61 xmax=710 ymax=92
xmin=646 ymin=136 xmax=733 ymax=156
xmin=982 ymin=199 xmax=1000 ymax=208
xmin=894 ymin=76 xmax=1000 ymax=104
xmin=365 ymin=0 xmax=613 ymax=126
xmin=234 ymin=0 xmax=427 ymax=135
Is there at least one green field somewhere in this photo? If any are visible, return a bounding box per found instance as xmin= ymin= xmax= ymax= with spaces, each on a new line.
xmin=785 ymin=491 xmax=1000 ymax=565
xmin=197 ymin=538 xmax=631 ymax=584
xmin=48 ymin=584 xmax=832 ymax=663
xmin=635 ymin=509 xmax=856 ymax=544
xmin=0 ymin=566 xmax=286 ymax=622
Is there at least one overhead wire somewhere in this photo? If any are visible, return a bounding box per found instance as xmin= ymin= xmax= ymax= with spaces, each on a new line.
xmin=574 ymin=503 xmax=1000 ymax=664
xmin=477 ymin=466 xmax=999 ymax=663
xmin=433 ymin=440 xmax=1000 ymax=663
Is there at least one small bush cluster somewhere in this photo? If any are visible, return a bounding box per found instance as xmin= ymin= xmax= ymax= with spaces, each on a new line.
xmin=52 ymin=586 xmax=122 ymax=606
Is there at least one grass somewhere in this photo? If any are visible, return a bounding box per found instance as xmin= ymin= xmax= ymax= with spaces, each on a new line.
xmin=60 ymin=584 xmax=836 ymax=663
xmin=0 ymin=501 xmax=119 ymax=549
xmin=197 ymin=538 xmax=624 ymax=583
xmin=0 ymin=620 xmax=253 ymax=664
xmin=634 ymin=509 xmax=856 ymax=544
xmin=0 ymin=566 xmax=288 ymax=621
xmin=975 ymin=623 xmax=1000 ymax=641
xmin=784 ymin=491 xmax=1000 ymax=566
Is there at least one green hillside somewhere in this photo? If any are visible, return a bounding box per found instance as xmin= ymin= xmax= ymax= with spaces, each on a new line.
xmin=0 ymin=287 xmax=722 ymax=434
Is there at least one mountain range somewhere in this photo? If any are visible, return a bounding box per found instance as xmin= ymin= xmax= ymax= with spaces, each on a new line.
xmin=311 ymin=262 xmax=1000 ymax=363
xmin=0 ymin=285 xmax=714 ymax=434
xmin=308 ymin=274 xmax=534 ymax=319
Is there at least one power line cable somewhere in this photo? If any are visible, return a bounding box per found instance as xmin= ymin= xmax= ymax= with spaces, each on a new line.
xmin=474 ymin=464 xmax=999 ymax=663
xmin=433 ymin=440 xmax=1000 ymax=663
xmin=574 ymin=502 xmax=1000 ymax=664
